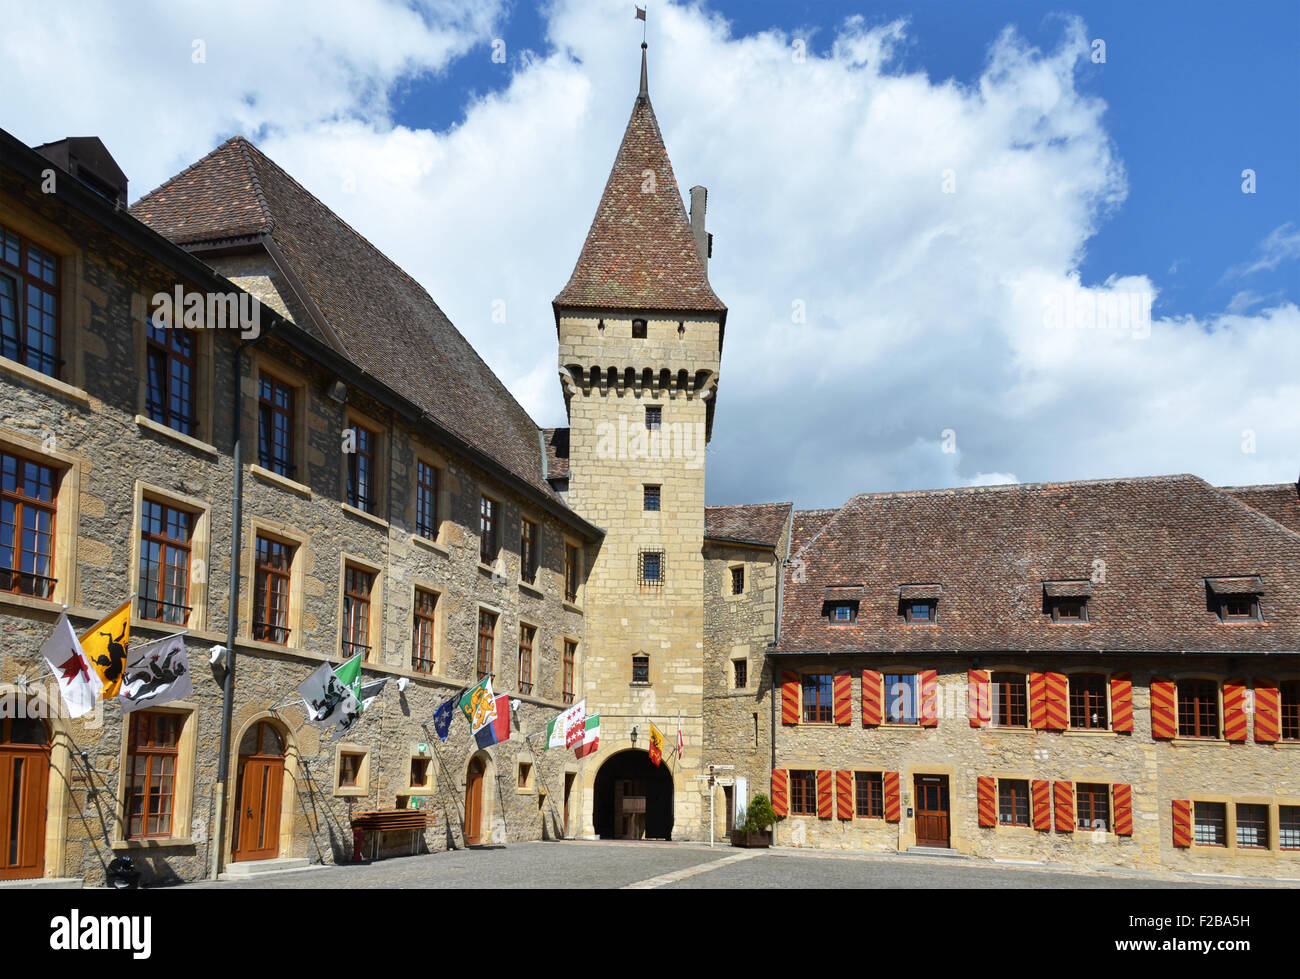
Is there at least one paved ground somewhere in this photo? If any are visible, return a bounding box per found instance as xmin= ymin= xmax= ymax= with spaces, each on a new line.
xmin=176 ymin=841 xmax=1296 ymax=889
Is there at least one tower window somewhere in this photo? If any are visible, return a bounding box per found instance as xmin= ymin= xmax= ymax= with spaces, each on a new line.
xmin=644 ymin=485 xmax=660 ymax=511
xmin=639 ymin=550 xmax=664 ymax=586
xmin=645 ymin=406 xmax=662 ymax=430
xmin=731 ymin=567 xmax=744 ymax=595
xmin=632 ymin=318 xmax=647 ymax=339
xmin=632 ymin=655 xmax=650 ymax=684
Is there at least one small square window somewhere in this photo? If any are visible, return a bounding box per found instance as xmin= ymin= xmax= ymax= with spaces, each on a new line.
xmin=338 ymin=752 xmax=365 ymax=789
xmin=644 ymin=485 xmax=660 ymax=511
xmin=1219 ymin=596 xmax=1260 ymax=621
xmin=731 ymin=567 xmax=744 ymax=595
xmin=639 ymin=550 xmax=664 ymax=586
xmin=1051 ymin=598 xmax=1088 ymax=622
xmin=828 ymin=602 xmax=856 ymax=624
xmin=632 ymin=318 xmax=647 ymax=339
xmin=903 ymin=601 xmax=936 ymax=624
xmin=409 ymin=757 xmax=431 ymax=790
xmin=645 ymin=406 xmax=662 ymax=430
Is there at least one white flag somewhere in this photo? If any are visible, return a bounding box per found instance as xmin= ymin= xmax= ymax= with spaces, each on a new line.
xmin=547 ymin=698 xmax=585 ymax=749
xmin=360 ymin=676 xmax=388 ymax=712
xmin=119 ymin=635 xmax=192 ymax=712
xmin=40 ymin=612 xmax=97 ymax=719
xmin=297 ymin=661 xmax=361 ymax=732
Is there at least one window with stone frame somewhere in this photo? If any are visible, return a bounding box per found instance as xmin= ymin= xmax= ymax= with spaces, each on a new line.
xmin=1236 ymin=803 xmax=1268 ymax=849
xmin=415 ymin=460 xmax=440 ymax=540
xmin=345 ymin=421 xmax=378 ymax=513
xmin=252 ymin=535 xmax=292 ymax=644
xmin=138 ymin=498 xmax=193 ymax=625
xmin=0 ymin=450 xmax=58 ymax=600
xmin=854 ymin=772 xmax=883 ymax=819
xmin=632 ymin=654 xmax=650 ymax=685
xmin=801 ymin=674 xmax=833 ymax=723
xmin=998 ymin=779 xmax=1030 ymax=827
xmin=412 ymin=588 xmax=437 ymax=674
xmin=732 ymin=658 xmax=747 ymax=690
xmin=1075 ymin=783 xmax=1110 ymax=832
xmin=562 ymin=640 xmax=577 ymax=705
xmin=337 ymin=752 xmax=365 ymax=789
xmin=639 ymin=550 xmax=664 ymax=586
xmin=257 ymin=372 xmax=296 ymax=478
xmin=1176 ymin=679 xmax=1220 ymax=739
xmin=1068 ymin=673 xmax=1109 ymax=730
xmin=564 ymin=542 xmax=580 ymax=603
xmin=731 ymin=566 xmax=744 ymax=595
xmin=643 ymin=485 xmax=660 ymax=512
xmin=990 ymin=672 xmax=1028 ymax=728
xmin=884 ymin=673 xmax=919 ymax=724
xmin=477 ymin=609 xmax=496 ymax=680
xmin=145 ymin=317 xmax=197 ymax=436
xmin=789 ymin=770 xmax=817 ymax=816
xmin=520 ymin=518 xmax=539 ymax=585
xmin=1193 ymin=801 xmax=1227 ymax=846
xmin=479 ymin=495 xmax=498 ymax=564
xmin=0 ymin=224 xmax=60 ymax=378
xmin=342 ymin=564 xmax=375 ymax=660
xmin=1280 ymin=806 xmax=1300 ymax=850
xmin=1280 ymin=680 xmax=1300 ymax=741
xmin=517 ymin=624 xmax=534 ymax=695
xmin=125 ymin=711 xmax=181 ymax=839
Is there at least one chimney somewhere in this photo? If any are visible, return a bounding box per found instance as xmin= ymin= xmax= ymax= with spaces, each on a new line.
xmin=689 ymin=185 xmax=711 ymax=267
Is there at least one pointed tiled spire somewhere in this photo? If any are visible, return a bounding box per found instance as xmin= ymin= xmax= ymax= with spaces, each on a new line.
xmin=554 ymin=46 xmax=724 ymax=314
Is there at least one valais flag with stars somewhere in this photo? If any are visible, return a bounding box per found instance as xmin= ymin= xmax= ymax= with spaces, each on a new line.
xmin=41 ymin=612 xmax=97 ymax=718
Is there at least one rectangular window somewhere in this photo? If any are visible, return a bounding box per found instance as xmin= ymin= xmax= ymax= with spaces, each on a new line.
xmin=991 ymin=673 xmax=1028 ymax=728
xmin=855 ymin=772 xmax=883 ymax=819
xmin=731 ymin=566 xmax=744 ymax=595
xmin=517 ymin=625 xmax=534 ymax=695
xmin=479 ymin=496 xmax=498 ymax=564
xmin=253 ymin=536 xmax=292 ymax=644
xmin=415 ymin=460 xmax=439 ymax=539
xmin=643 ymin=485 xmax=660 ymax=511
xmin=0 ymin=224 xmax=59 ymax=378
xmin=477 ymin=610 xmax=496 ymax=680
xmin=412 ymin=588 xmax=437 ymax=674
xmin=998 ymin=779 xmax=1030 ymax=827
xmin=517 ymin=761 xmax=533 ymax=790
xmin=904 ymin=601 xmax=936 ymax=623
xmin=342 ymin=565 xmax=374 ymax=659
xmin=1219 ymin=596 xmax=1261 ymax=621
xmin=346 ymin=423 xmax=376 ymax=513
xmin=520 ymin=518 xmax=538 ymax=585
xmin=1176 ymin=680 xmax=1220 ymax=739
xmin=125 ymin=712 xmax=180 ymax=839
xmin=1076 ymin=783 xmax=1110 ymax=832
xmin=1068 ymin=674 xmax=1109 ymax=730
xmin=829 ymin=603 xmax=855 ymax=624
xmin=1193 ymin=801 xmax=1227 ymax=846
xmin=884 ymin=673 xmax=919 ymax=724
xmin=645 ymin=405 xmax=661 ymax=430
xmin=409 ymin=757 xmax=431 ymax=790
xmin=1235 ymin=803 xmax=1268 ymax=849
xmin=1051 ymin=598 xmax=1088 ymax=622
xmin=145 ymin=319 xmax=197 ymax=436
xmin=639 ymin=550 xmax=664 ymax=586
xmin=562 ymin=640 xmax=576 ymax=705
xmin=1281 ymin=680 xmax=1300 ymax=742
xmin=632 ymin=655 xmax=650 ymax=684
xmin=257 ymin=374 xmax=295 ymax=478
xmin=138 ymin=499 xmax=192 ymax=625
xmin=338 ymin=752 xmax=364 ymax=789
xmin=733 ymin=659 xmax=747 ymax=689
xmin=801 ymin=674 xmax=833 ymax=724
xmin=1280 ymin=806 xmax=1300 ymax=850
xmin=0 ymin=450 xmax=58 ymax=599
xmin=564 ymin=543 xmax=580 ymax=603
xmin=790 ymin=770 xmax=817 ymax=816
xmin=632 ymin=318 xmax=647 ymax=339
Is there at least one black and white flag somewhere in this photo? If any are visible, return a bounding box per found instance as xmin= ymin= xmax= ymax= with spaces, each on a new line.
xmin=119 ymin=635 xmax=193 ymax=712
xmin=297 ymin=660 xmax=361 ymax=732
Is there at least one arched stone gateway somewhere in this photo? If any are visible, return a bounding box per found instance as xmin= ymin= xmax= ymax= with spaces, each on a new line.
xmin=593 ymin=749 xmax=674 ymax=840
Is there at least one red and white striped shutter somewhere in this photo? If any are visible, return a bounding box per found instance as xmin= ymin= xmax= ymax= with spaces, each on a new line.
xmin=1112 ymin=783 xmax=1133 ymax=836
xmin=1110 ymin=673 xmax=1133 ymax=733
xmin=833 ymin=672 xmax=852 ymax=725
xmin=1254 ymin=679 xmax=1280 ymax=743
xmin=919 ymin=669 xmax=939 ymax=727
xmin=1150 ymin=678 xmax=1177 ymax=739
xmin=883 ymin=772 xmax=901 ymax=823
xmin=1029 ymin=672 xmax=1048 ymax=729
xmin=816 ymin=770 xmax=833 ymax=819
xmin=1171 ymin=799 xmax=1192 ymax=847
xmin=1031 ymin=779 xmax=1052 ymax=831
xmin=1053 ymin=781 xmax=1075 ymax=832
xmin=968 ymin=669 xmax=990 ymax=727
xmin=977 ymin=776 xmax=996 ymax=827
xmin=1044 ymin=672 xmax=1068 ymax=730
xmin=861 ymin=670 xmax=883 ymax=726
xmin=771 ymin=769 xmax=788 ymax=817
xmin=1223 ymin=679 xmax=1248 ymax=742
xmin=835 ymin=770 xmax=853 ymax=819
xmin=781 ymin=671 xmax=800 ymax=725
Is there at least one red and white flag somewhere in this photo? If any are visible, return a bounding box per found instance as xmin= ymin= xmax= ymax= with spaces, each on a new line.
xmin=676 ymin=714 xmax=684 ymax=759
xmin=41 ymin=612 xmax=97 ymax=719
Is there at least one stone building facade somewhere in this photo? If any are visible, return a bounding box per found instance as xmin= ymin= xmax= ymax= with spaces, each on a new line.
xmin=0 ymin=47 xmax=1297 ymax=886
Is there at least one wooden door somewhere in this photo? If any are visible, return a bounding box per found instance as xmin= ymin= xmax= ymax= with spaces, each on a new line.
xmin=233 ymin=721 xmax=285 ymax=863
xmin=914 ymin=774 xmax=950 ymax=847
xmin=0 ymin=718 xmax=49 ymax=881
xmin=563 ymin=772 xmax=575 ymax=839
xmin=465 ymin=758 xmax=484 ymax=845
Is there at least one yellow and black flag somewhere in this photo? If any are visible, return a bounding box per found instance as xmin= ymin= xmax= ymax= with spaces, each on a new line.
xmin=80 ymin=599 xmax=132 ymax=698
xmin=648 ymin=721 xmax=664 ymax=767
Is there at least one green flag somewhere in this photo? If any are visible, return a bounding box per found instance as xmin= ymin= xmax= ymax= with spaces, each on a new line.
xmin=335 ymin=653 xmax=363 ymax=704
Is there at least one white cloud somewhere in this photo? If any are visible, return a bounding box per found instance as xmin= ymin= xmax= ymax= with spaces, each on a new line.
xmin=5 ymin=0 xmax=1297 ymax=508
xmin=1227 ymin=222 xmax=1300 ymax=279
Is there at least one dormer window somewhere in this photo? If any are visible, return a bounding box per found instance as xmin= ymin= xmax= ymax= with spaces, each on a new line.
xmin=1044 ymin=581 xmax=1092 ymax=624
xmin=823 ymin=585 xmax=863 ymax=625
xmin=899 ymin=584 xmax=941 ymax=625
xmin=904 ymin=601 xmax=936 ymax=624
xmin=1207 ymin=577 xmax=1264 ymax=623
xmin=830 ymin=603 xmax=855 ymax=624
xmin=1051 ymin=599 xmax=1087 ymax=622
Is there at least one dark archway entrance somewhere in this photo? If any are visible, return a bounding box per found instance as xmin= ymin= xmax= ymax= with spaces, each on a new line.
xmin=593 ymin=749 xmax=673 ymax=840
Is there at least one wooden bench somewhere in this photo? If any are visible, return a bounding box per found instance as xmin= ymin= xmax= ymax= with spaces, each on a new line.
xmin=350 ymin=809 xmax=432 ymax=860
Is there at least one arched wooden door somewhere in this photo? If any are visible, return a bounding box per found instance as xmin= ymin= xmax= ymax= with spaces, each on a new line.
xmin=0 ymin=717 xmax=49 ymax=880
xmin=233 ymin=721 xmax=285 ymax=862
xmin=464 ymin=757 xmax=484 ymax=846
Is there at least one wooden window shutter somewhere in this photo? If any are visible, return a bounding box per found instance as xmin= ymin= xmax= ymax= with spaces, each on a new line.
xmin=861 ymin=669 xmax=883 ymax=726
xmin=816 ymin=770 xmax=833 ymax=819
xmin=835 ymin=770 xmax=853 ymax=819
xmin=976 ymin=776 xmax=996 ymax=827
xmin=833 ymin=672 xmax=852 ymax=725
xmin=1110 ymin=673 xmax=1133 ymax=733
xmin=771 ymin=769 xmax=788 ymax=817
xmin=1253 ymin=679 xmax=1280 ymax=743
xmin=1044 ymin=672 xmax=1068 ymax=730
xmin=883 ymin=771 xmax=901 ymax=823
xmin=1031 ymin=779 xmax=1052 ymax=831
xmin=1223 ymin=679 xmax=1248 ymax=742
xmin=968 ymin=669 xmax=990 ymax=727
xmin=919 ymin=669 xmax=938 ymax=727
xmin=1029 ymin=672 xmax=1048 ymax=729
xmin=781 ymin=670 xmax=800 ymax=725
xmin=1171 ymin=799 xmax=1192 ymax=848
xmin=1052 ymin=780 xmax=1074 ymax=832
xmin=1112 ymin=783 xmax=1133 ymax=836
xmin=1150 ymin=677 xmax=1177 ymax=739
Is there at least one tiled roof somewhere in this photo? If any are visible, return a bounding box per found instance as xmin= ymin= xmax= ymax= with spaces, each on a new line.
xmin=1220 ymin=483 xmax=1300 ymax=535
xmin=553 ymin=55 xmax=725 ymax=315
xmin=542 ymin=427 xmax=569 ymax=480
xmin=777 ymin=475 xmax=1300 ymax=654
xmin=132 ymin=137 xmax=557 ymax=498
xmin=705 ymin=502 xmax=792 ymax=547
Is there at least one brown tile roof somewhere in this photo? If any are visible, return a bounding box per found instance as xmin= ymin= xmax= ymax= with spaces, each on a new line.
xmin=132 ymin=137 xmax=557 ymax=498
xmin=1220 ymin=483 xmax=1300 ymax=534
xmin=553 ymin=60 xmax=725 ymax=315
xmin=542 ymin=427 xmax=569 ymax=480
xmin=705 ymin=502 xmax=792 ymax=547
xmin=777 ymin=475 xmax=1300 ymax=654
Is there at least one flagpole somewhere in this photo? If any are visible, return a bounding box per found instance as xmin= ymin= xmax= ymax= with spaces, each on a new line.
xmin=130 ymin=629 xmax=190 ymax=650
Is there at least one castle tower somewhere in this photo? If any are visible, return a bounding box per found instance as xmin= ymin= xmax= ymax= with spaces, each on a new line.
xmin=553 ymin=44 xmax=726 ymax=840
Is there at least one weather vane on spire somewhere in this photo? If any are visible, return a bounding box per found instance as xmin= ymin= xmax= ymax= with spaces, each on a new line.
xmin=636 ymin=4 xmax=647 ymax=45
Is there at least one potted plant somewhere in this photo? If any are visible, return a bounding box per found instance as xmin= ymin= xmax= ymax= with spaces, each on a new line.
xmin=731 ymin=793 xmax=778 ymax=848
